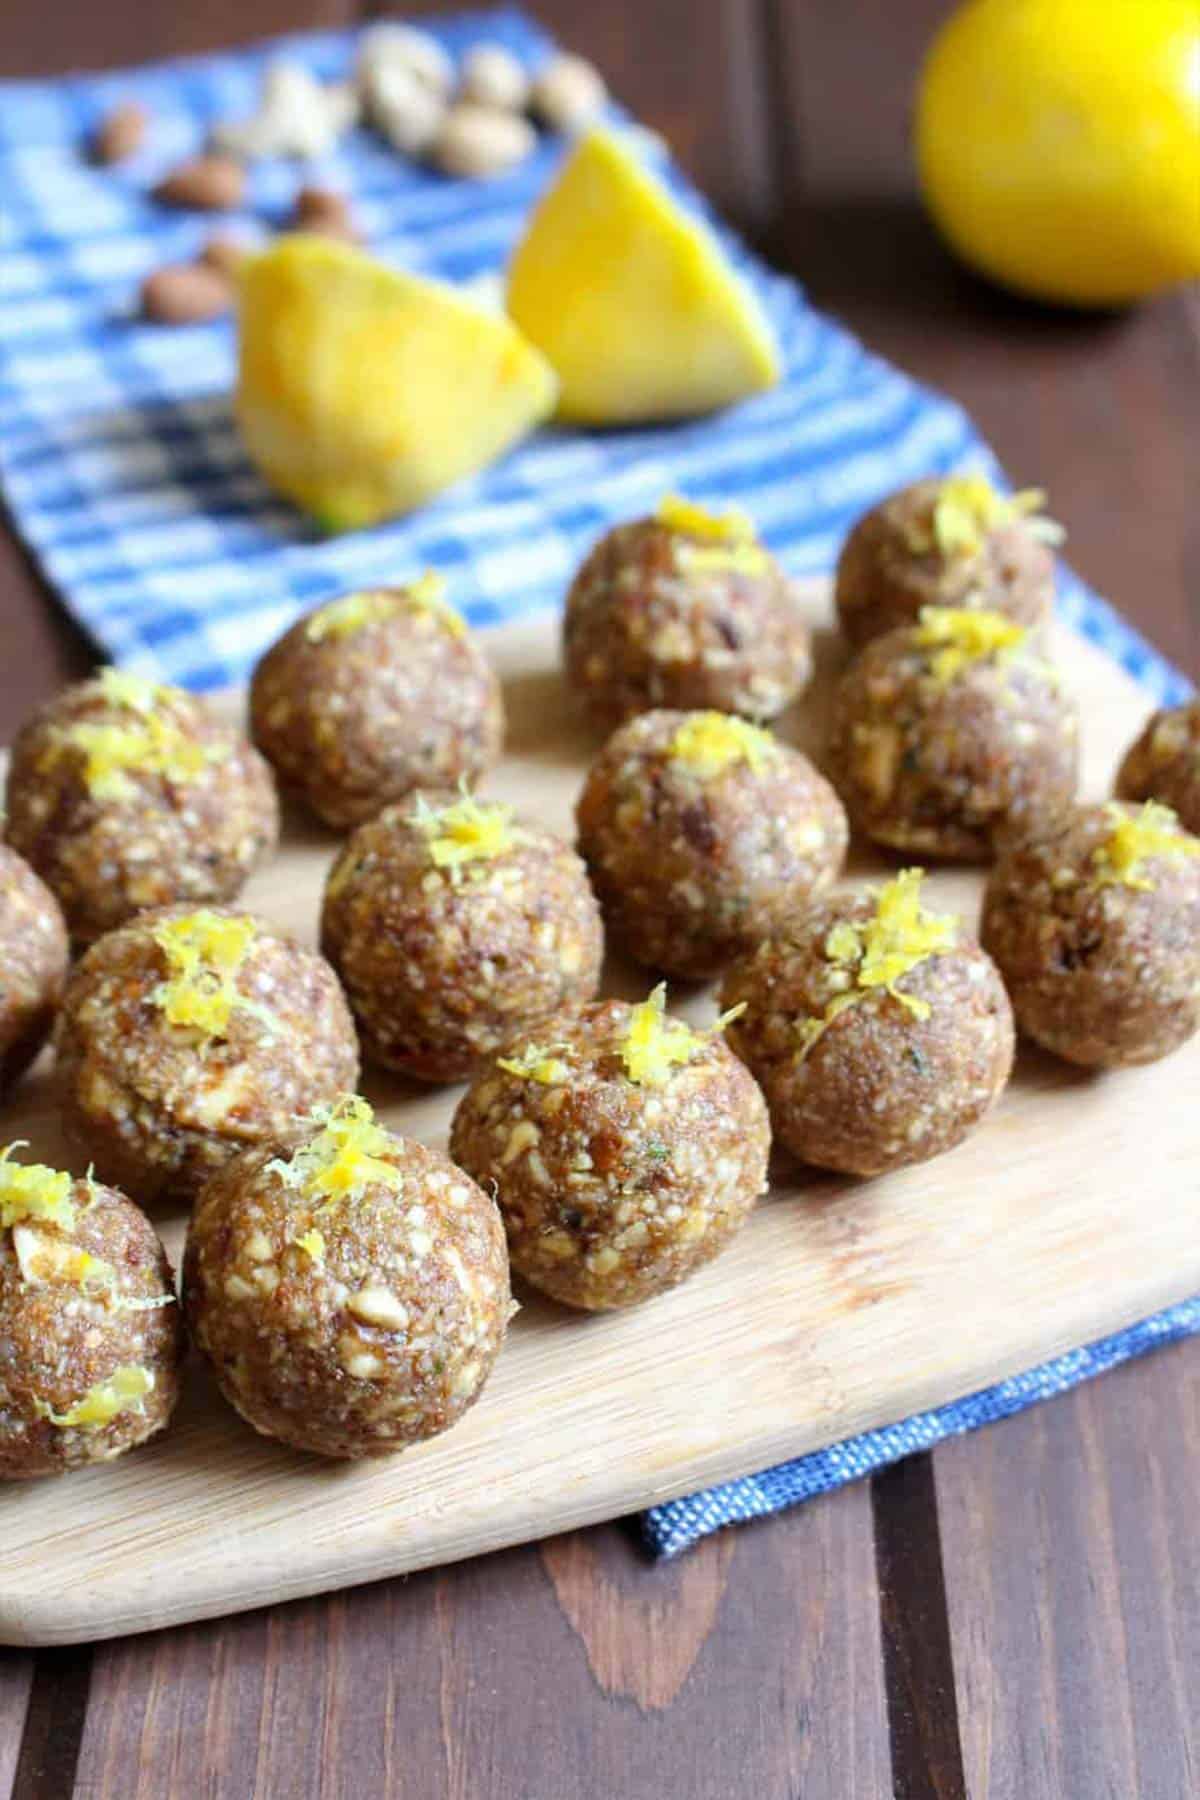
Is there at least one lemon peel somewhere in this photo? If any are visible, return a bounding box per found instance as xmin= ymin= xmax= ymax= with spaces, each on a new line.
xmin=39 ymin=1365 xmax=155 ymax=1431
xmin=49 ymin=668 xmax=213 ymax=804
xmin=669 ymin=711 xmax=778 ymax=779
xmin=497 ymin=1043 xmax=570 ymax=1084
xmin=306 ymin=573 xmax=464 ymax=644
xmin=294 ymin=1228 xmax=327 ymax=1264
xmin=914 ymin=476 xmax=1064 ymax=562
xmin=620 ymin=984 xmax=744 ymax=1087
xmin=411 ymin=789 xmax=519 ymax=879
xmin=798 ymin=870 xmax=957 ymax=1058
xmin=151 ymin=912 xmax=261 ymax=1042
xmin=1092 ymin=801 xmax=1200 ymax=892
xmin=268 ymin=1097 xmax=401 ymax=1215
xmin=0 ymin=1144 xmax=76 ymax=1232
xmin=658 ymin=494 xmax=768 ymax=577
xmin=915 ymin=606 xmax=1029 ymax=684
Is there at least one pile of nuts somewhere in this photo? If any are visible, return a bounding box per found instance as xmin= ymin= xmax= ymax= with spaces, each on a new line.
xmin=88 ymin=27 xmax=612 ymax=324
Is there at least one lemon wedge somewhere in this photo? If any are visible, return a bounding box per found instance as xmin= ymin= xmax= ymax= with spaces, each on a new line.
xmin=236 ymin=237 xmax=558 ymax=531
xmin=507 ymin=129 xmax=780 ymax=423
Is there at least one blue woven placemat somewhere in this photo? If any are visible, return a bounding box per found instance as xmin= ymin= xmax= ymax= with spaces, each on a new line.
xmin=1 ymin=12 xmax=1195 ymax=1557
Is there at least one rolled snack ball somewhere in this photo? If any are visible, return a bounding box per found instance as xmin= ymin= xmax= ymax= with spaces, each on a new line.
xmin=3 ymin=668 xmax=278 ymax=947
xmin=1115 ymin=697 xmax=1200 ymax=835
xmin=183 ymin=1097 xmax=510 ymax=1459
xmin=0 ymin=1146 xmax=182 ymax=1479
xmin=56 ymin=906 xmax=359 ymax=1207
xmin=827 ymin=607 xmax=1079 ymax=860
xmin=564 ymin=494 xmax=812 ymax=729
xmin=576 ymin=709 xmax=847 ymax=978
xmin=0 ymin=846 xmax=69 ymax=1095
xmin=981 ymin=800 xmax=1200 ymax=1068
xmin=721 ymin=868 xmax=1014 ymax=1176
xmin=449 ymin=987 xmax=769 ymax=1310
xmin=834 ymin=474 xmax=1060 ymax=651
xmin=250 ymin=576 xmax=504 ymax=830
xmin=321 ymin=790 xmax=603 ymax=1082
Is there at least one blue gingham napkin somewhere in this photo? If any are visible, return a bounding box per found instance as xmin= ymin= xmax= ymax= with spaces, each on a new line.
xmin=0 ymin=13 xmax=1195 ymax=1555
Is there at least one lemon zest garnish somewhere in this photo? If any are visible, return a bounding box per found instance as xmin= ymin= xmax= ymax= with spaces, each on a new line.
xmin=151 ymin=911 xmax=260 ymax=1042
xmin=267 ymin=1097 xmax=401 ymax=1215
xmin=1092 ymin=801 xmax=1200 ymax=892
xmin=39 ymin=1365 xmax=155 ymax=1431
xmin=675 ymin=542 xmax=770 ymax=577
xmin=798 ymin=870 xmax=957 ymax=1058
xmin=306 ymin=574 xmax=465 ymax=643
xmin=620 ymin=984 xmax=744 ymax=1088
xmin=669 ymin=711 xmax=778 ymax=779
xmin=11 ymin=1225 xmax=115 ymax=1293
xmin=294 ymin=1228 xmax=326 ymax=1264
xmin=497 ymin=1043 xmax=570 ymax=1084
xmin=914 ymin=476 xmax=1064 ymax=561
xmin=0 ymin=1144 xmax=76 ymax=1231
xmin=657 ymin=493 xmax=757 ymax=544
xmin=411 ymin=789 xmax=519 ymax=879
xmin=915 ymin=605 xmax=1029 ymax=684
xmin=47 ymin=668 xmax=212 ymax=804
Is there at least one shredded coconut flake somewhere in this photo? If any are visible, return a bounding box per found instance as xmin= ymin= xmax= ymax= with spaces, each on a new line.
xmin=1092 ymin=800 xmax=1200 ymax=891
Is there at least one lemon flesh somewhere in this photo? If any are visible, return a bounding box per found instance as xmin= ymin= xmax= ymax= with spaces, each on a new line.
xmin=236 ymin=237 xmax=558 ymax=532
xmin=507 ymin=129 xmax=780 ymax=424
xmin=917 ymin=0 xmax=1200 ymax=308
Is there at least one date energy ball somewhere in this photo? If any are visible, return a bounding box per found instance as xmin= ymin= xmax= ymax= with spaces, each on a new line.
xmin=56 ymin=906 xmax=360 ymax=1207
xmin=563 ymin=494 xmax=812 ymax=728
xmin=577 ymin=709 xmax=848 ymax=978
xmin=0 ymin=847 xmax=69 ymax=1096
xmin=250 ymin=575 xmax=504 ymax=829
xmin=4 ymin=667 xmax=278 ymax=946
xmin=184 ymin=1097 xmax=511 ymax=1459
xmin=449 ymin=987 xmax=770 ymax=1310
xmin=721 ymin=869 xmax=1014 ymax=1176
xmin=321 ymin=790 xmax=603 ymax=1082
xmin=834 ymin=474 xmax=1061 ymax=650
xmin=0 ymin=1145 xmax=182 ymax=1478
xmin=1116 ymin=697 xmax=1200 ymax=835
xmin=980 ymin=800 xmax=1200 ymax=1068
xmin=828 ymin=607 xmax=1079 ymax=860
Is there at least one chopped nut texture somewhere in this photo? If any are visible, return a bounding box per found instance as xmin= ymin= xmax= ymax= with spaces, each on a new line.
xmin=1116 ymin=697 xmax=1200 ymax=836
xmin=0 ymin=846 xmax=69 ymax=1096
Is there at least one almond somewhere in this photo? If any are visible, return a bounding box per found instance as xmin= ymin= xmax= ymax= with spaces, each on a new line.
xmin=293 ymin=186 xmax=362 ymax=243
xmin=200 ymin=235 xmax=253 ymax=281
xmin=153 ymin=154 xmax=246 ymax=212
xmin=92 ymin=101 xmax=148 ymax=165
xmin=530 ymin=54 xmax=608 ymax=134
xmin=432 ymin=104 xmax=536 ymax=180
xmin=141 ymin=262 xmax=233 ymax=325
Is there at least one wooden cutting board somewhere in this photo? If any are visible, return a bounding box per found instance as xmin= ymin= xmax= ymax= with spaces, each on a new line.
xmin=1 ymin=589 xmax=1196 ymax=1647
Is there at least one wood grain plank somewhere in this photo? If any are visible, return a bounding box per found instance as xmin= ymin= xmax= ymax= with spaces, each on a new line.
xmin=73 ymin=1498 xmax=888 ymax=1799
xmin=8 ymin=1650 xmax=91 ymax=1800
xmin=937 ymin=1344 xmax=1200 ymax=1800
xmin=0 ymin=1658 xmax=33 ymax=1800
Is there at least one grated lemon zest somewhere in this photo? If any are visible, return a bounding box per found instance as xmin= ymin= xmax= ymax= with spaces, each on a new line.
xmin=268 ymin=1097 xmax=401 ymax=1215
xmin=915 ymin=605 xmax=1029 ymax=684
xmin=306 ymin=573 xmax=464 ymax=643
xmin=798 ymin=869 xmax=957 ymax=1058
xmin=50 ymin=669 xmax=212 ymax=804
xmin=497 ymin=1043 xmax=570 ymax=1084
xmin=620 ymin=984 xmax=744 ymax=1088
xmin=915 ymin=476 xmax=1064 ymax=561
xmin=294 ymin=1228 xmax=326 ymax=1264
xmin=675 ymin=542 xmax=769 ymax=577
xmin=151 ymin=911 xmax=260 ymax=1041
xmin=40 ymin=1364 xmax=154 ymax=1430
xmin=412 ymin=789 xmax=519 ymax=879
xmin=657 ymin=492 xmax=757 ymax=544
xmin=0 ymin=1144 xmax=76 ymax=1231
xmin=1092 ymin=801 xmax=1200 ymax=892
xmin=669 ymin=711 xmax=778 ymax=778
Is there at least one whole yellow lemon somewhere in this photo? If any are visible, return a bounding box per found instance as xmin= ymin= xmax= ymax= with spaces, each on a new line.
xmin=916 ymin=0 xmax=1200 ymax=307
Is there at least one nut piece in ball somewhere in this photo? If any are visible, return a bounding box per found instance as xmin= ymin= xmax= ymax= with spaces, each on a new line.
xmin=0 ymin=1145 xmax=182 ymax=1479
xmin=3 ymin=668 xmax=278 ymax=946
xmin=1116 ymin=698 xmax=1200 ymax=836
xmin=0 ymin=847 xmax=69 ymax=1096
xmin=564 ymin=494 xmax=812 ymax=729
xmin=250 ymin=575 xmax=504 ymax=829
xmin=981 ymin=801 xmax=1200 ymax=1068
xmin=721 ymin=869 xmax=1014 ymax=1176
xmin=577 ymin=709 xmax=847 ymax=978
xmin=56 ymin=907 xmax=360 ymax=1206
xmin=450 ymin=987 xmax=769 ymax=1310
xmin=183 ymin=1097 xmax=511 ymax=1459
xmin=828 ymin=607 xmax=1079 ymax=860
xmin=322 ymin=790 xmax=603 ymax=1082
xmin=834 ymin=475 xmax=1061 ymax=651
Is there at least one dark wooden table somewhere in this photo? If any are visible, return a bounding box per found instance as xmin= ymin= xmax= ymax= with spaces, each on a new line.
xmin=2 ymin=3 xmax=1198 ymax=1795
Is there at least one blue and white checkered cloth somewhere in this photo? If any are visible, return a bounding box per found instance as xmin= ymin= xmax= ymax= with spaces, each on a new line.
xmin=1 ymin=13 xmax=1195 ymax=1555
